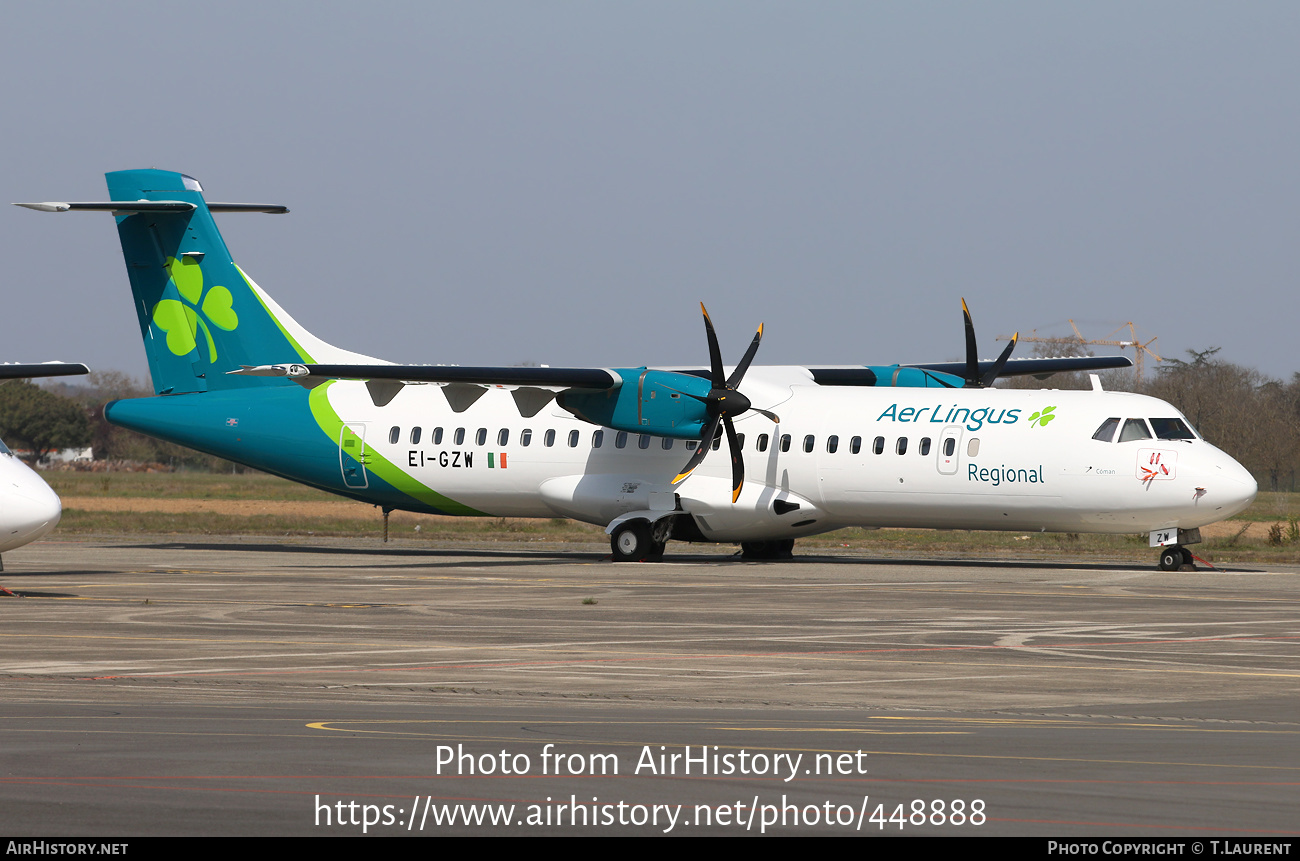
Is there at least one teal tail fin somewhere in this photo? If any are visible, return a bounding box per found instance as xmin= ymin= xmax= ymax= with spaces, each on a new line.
xmin=105 ymin=169 xmax=367 ymax=395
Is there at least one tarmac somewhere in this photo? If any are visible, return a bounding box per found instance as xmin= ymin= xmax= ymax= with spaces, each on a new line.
xmin=2 ymin=536 xmax=1298 ymax=837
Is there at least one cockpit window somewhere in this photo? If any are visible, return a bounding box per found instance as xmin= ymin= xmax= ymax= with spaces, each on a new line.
xmin=1150 ymin=417 xmax=1196 ymax=440
xmin=1118 ymin=418 xmax=1152 ymax=442
xmin=1092 ymin=417 xmax=1120 ymax=442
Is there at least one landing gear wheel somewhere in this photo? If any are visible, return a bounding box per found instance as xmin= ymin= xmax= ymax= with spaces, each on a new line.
xmin=1180 ymin=547 xmax=1196 ymax=568
xmin=1158 ymin=547 xmax=1184 ymax=571
xmin=611 ymin=520 xmax=655 ymax=562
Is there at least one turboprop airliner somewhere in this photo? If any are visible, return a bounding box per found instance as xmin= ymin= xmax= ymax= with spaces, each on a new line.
xmin=0 ymin=362 xmax=89 ymax=568
xmin=17 ymin=170 xmax=1257 ymax=569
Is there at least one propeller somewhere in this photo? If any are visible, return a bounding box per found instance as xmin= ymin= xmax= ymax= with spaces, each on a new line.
xmin=961 ymin=298 xmax=1018 ymax=387
xmin=670 ymin=304 xmax=780 ymax=502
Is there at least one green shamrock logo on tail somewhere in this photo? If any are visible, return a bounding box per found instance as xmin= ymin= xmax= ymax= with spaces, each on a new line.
xmin=152 ymin=257 xmax=239 ymax=361
xmin=1028 ymin=405 xmax=1057 ymax=428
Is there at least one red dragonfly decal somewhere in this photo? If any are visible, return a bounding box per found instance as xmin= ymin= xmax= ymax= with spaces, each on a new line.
xmin=1140 ymin=451 xmax=1170 ymax=485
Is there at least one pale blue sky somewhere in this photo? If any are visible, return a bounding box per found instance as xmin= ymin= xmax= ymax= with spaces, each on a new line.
xmin=3 ymin=2 xmax=1297 ymax=382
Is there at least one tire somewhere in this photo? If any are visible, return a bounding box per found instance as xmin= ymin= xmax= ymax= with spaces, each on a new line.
xmin=1158 ymin=547 xmax=1183 ymax=571
xmin=611 ymin=520 xmax=654 ymax=562
xmin=1180 ymin=547 xmax=1196 ymax=568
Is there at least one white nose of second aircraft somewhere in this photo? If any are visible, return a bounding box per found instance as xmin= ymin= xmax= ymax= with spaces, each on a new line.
xmin=0 ymin=455 xmax=62 ymax=553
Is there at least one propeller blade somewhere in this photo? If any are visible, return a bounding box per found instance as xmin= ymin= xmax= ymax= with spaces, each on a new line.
xmin=701 ymin=303 xmax=726 ymax=387
xmin=961 ymin=297 xmax=979 ymax=386
xmin=726 ymin=323 xmax=764 ymax=389
xmin=979 ymin=332 xmax=1018 ymax=387
xmin=724 ymin=416 xmax=744 ymax=503
xmin=752 ymin=408 xmax=781 ymax=423
xmin=673 ymin=304 xmax=770 ymax=500
xmin=671 ymin=414 xmax=721 ymax=485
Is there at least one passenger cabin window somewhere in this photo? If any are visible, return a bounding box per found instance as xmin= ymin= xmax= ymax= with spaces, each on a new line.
xmin=568 ymin=430 xmax=580 ymax=447
xmin=943 ymin=437 xmax=956 ymax=457
xmin=433 ymin=427 xmax=444 ymax=445
xmin=454 ymin=428 xmax=466 ymax=445
xmin=592 ymin=430 xmax=603 ymax=448
xmin=544 ymin=429 xmax=556 ymax=447
xmin=779 ymin=434 xmax=791 ymax=453
xmin=967 ymin=438 xmax=980 ymax=457
xmin=616 ymin=431 xmax=628 ymax=449
xmin=1119 ymin=419 xmax=1152 ymax=442
xmin=389 ymin=426 xmax=400 ymax=445
xmin=662 ymin=437 xmax=674 ymax=450
xmin=520 ymin=429 xmax=532 ymax=446
xmin=686 ymin=440 xmax=698 ymax=450
xmin=1150 ymin=418 xmax=1196 ymax=440
xmin=826 ymin=435 xmax=839 ymax=454
xmin=410 ymin=427 xmax=421 ymax=445
xmin=498 ymin=429 xmax=509 ymax=446
xmin=850 ymin=436 xmax=861 ymax=455
xmin=803 ymin=435 xmax=815 ymax=453
xmin=896 ymin=437 xmax=907 ymax=455
xmin=756 ymin=433 xmax=769 ymax=452
xmin=919 ymin=437 xmax=931 ymax=456
xmin=873 ymin=436 xmax=885 ymax=455
xmin=712 ymin=434 xmax=722 ymax=451
xmin=639 ymin=434 xmax=651 ymax=450
xmin=1093 ymin=417 xmax=1120 ymax=442
xmin=476 ymin=428 xmax=487 ymax=446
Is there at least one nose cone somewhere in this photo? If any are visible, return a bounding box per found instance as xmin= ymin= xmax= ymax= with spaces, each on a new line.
xmin=1205 ymin=448 xmax=1258 ymax=522
xmin=0 ymin=455 xmax=62 ymax=552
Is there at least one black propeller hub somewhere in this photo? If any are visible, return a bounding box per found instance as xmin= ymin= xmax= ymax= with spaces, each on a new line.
xmin=710 ymin=388 xmax=751 ymax=416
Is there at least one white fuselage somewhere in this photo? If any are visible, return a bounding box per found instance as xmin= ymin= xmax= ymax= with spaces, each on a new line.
xmin=321 ymin=367 xmax=1258 ymax=543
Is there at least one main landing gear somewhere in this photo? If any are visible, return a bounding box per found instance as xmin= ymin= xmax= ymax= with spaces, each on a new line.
xmin=610 ymin=520 xmax=666 ymax=562
xmin=1157 ymin=546 xmax=1195 ymax=571
xmin=609 ymin=519 xmax=798 ymax=562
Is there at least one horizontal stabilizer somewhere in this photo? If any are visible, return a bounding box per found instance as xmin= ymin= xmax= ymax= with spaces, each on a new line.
xmin=0 ymin=362 xmax=90 ymax=380
xmin=13 ymin=201 xmax=287 ymax=214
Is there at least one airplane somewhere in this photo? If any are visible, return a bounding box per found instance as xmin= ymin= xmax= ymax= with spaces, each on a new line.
xmin=0 ymin=362 xmax=90 ymax=569
xmin=16 ymin=170 xmax=1258 ymax=571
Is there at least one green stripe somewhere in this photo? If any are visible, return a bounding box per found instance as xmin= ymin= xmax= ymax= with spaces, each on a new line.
xmin=307 ymin=381 xmax=485 ymax=516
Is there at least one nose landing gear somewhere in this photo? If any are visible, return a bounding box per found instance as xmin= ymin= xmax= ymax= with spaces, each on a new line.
xmin=1157 ymin=546 xmax=1195 ymax=571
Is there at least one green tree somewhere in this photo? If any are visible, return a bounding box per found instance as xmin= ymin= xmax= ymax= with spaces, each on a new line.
xmin=0 ymin=379 xmax=92 ymax=462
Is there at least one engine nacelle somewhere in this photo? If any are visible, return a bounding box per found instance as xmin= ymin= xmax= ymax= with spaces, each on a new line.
xmin=557 ymin=368 xmax=713 ymax=439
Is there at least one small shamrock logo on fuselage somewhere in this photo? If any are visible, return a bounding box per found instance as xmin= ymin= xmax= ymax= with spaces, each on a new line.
xmin=1028 ymin=405 xmax=1057 ymax=427
xmin=152 ymin=256 xmax=238 ymax=362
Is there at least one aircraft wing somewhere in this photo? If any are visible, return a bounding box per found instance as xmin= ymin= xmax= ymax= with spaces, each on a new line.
xmin=233 ymin=354 xmax=1133 ymax=395
xmin=904 ymin=355 xmax=1133 ymax=380
xmin=230 ymin=363 xmax=620 ymax=412
xmin=0 ymin=362 xmax=91 ymax=380
xmin=231 ymin=363 xmax=619 ymax=388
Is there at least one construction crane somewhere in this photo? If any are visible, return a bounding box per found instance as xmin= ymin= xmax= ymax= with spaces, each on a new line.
xmin=997 ymin=321 xmax=1160 ymax=386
